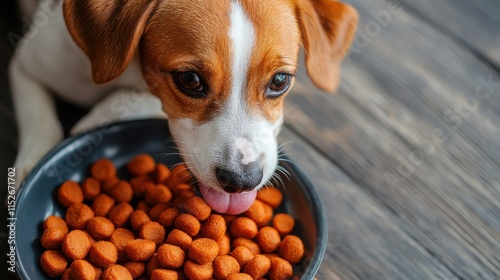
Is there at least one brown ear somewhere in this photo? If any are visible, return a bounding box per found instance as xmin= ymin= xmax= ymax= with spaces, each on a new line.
xmin=297 ymin=0 xmax=358 ymax=92
xmin=63 ymin=0 xmax=158 ymax=84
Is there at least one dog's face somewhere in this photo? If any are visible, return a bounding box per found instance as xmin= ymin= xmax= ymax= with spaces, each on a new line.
xmin=63 ymin=0 xmax=358 ymax=213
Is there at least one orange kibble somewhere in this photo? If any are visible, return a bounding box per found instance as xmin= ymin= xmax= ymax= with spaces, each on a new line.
xmin=231 ymin=246 xmax=255 ymax=267
xmin=102 ymin=264 xmax=133 ymax=280
xmin=108 ymin=202 xmax=134 ymax=227
xmin=147 ymin=254 xmax=162 ymax=276
xmin=256 ymin=187 xmax=283 ymax=209
xmin=216 ymin=233 xmax=231 ymax=256
xmin=136 ymin=200 xmax=151 ymax=213
xmin=123 ymin=262 xmax=146 ymax=279
xmin=149 ymin=203 xmax=170 ymax=221
xmin=126 ymin=239 xmax=156 ymax=261
xmin=175 ymin=213 xmax=201 ymax=237
xmin=232 ymin=238 xmax=260 ymax=256
xmin=154 ymin=163 xmax=171 ymax=184
xmin=65 ymin=203 xmax=95 ymax=230
xmin=62 ymin=230 xmax=91 ymax=260
xmin=61 ymin=268 xmax=71 ymax=280
xmin=92 ymin=194 xmax=115 ymax=217
xmin=272 ymin=213 xmax=295 ymax=237
xmin=167 ymin=164 xmax=193 ymax=187
xmin=243 ymin=255 xmax=271 ymax=280
xmin=139 ymin=221 xmax=165 ymax=244
xmin=171 ymin=183 xmax=192 ymax=195
xmin=183 ymin=196 xmax=211 ymax=221
xmin=268 ymin=257 xmax=293 ymax=280
xmin=128 ymin=154 xmax=156 ymax=175
xmin=40 ymin=250 xmax=68 ymax=277
xmin=157 ymin=243 xmax=185 ymax=269
xmin=230 ymin=217 xmax=258 ymax=239
xmin=89 ymin=241 xmax=118 ymax=269
xmin=57 ymin=180 xmax=84 ymax=207
xmin=130 ymin=210 xmax=151 ymax=231
xmin=256 ymin=226 xmax=281 ymax=253
xmin=130 ymin=176 xmax=155 ymax=199
xmin=145 ymin=184 xmax=172 ymax=205
xmin=221 ymin=214 xmax=237 ymax=226
xmin=151 ymin=269 xmax=179 ymax=280
xmin=70 ymin=259 xmax=96 ymax=280
xmin=189 ymin=238 xmax=219 ymax=264
xmin=110 ymin=180 xmax=133 ymax=203
xmin=200 ymin=214 xmax=226 ymax=241
xmin=227 ymin=273 xmax=253 ymax=280
xmin=81 ymin=178 xmax=101 ymax=200
xmin=213 ymin=255 xmax=240 ymax=280
xmin=101 ymin=177 xmax=119 ymax=194
xmin=184 ymin=260 xmax=213 ymax=280
xmin=166 ymin=229 xmax=193 ymax=251
xmin=244 ymin=200 xmax=273 ymax=227
xmin=87 ymin=217 xmax=115 ymax=240
xmin=158 ymin=207 xmax=181 ymax=228
xmin=109 ymin=228 xmax=135 ymax=263
xmin=43 ymin=215 xmax=68 ymax=231
xmin=91 ymin=158 xmax=116 ymax=181
xmin=172 ymin=190 xmax=196 ymax=207
xmin=278 ymin=235 xmax=304 ymax=265
xmin=40 ymin=227 xmax=66 ymax=249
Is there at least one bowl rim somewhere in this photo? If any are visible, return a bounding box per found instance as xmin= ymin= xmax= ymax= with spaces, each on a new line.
xmin=15 ymin=119 xmax=328 ymax=280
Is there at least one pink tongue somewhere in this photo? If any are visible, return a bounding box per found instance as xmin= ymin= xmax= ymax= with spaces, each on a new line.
xmin=199 ymin=184 xmax=257 ymax=215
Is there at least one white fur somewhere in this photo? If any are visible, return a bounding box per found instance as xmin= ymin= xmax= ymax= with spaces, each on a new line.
xmin=10 ymin=2 xmax=165 ymax=187
xmin=169 ymin=2 xmax=281 ymax=192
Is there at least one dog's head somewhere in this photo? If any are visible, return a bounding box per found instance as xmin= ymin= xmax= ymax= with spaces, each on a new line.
xmin=63 ymin=0 xmax=357 ymax=213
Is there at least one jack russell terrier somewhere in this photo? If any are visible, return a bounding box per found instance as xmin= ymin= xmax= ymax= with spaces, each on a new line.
xmin=10 ymin=0 xmax=357 ymax=214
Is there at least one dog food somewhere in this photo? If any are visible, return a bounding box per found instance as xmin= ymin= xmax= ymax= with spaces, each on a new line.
xmin=57 ymin=180 xmax=83 ymax=207
xmin=40 ymin=250 xmax=68 ymax=277
xmin=82 ymin=178 xmax=101 ymax=200
xmin=87 ymin=217 xmax=115 ymax=240
xmin=62 ymin=230 xmax=91 ymax=260
xmin=91 ymin=158 xmax=116 ymax=181
xmin=70 ymin=259 xmax=95 ymax=280
xmin=243 ymin=254 xmax=271 ymax=279
xmin=126 ymin=239 xmax=156 ymax=261
xmin=102 ymin=264 xmax=133 ymax=280
xmin=89 ymin=241 xmax=118 ymax=269
xmin=157 ymin=243 xmax=185 ymax=268
xmin=39 ymin=156 xmax=305 ymax=279
xmin=123 ymin=261 xmax=146 ymax=279
xmin=150 ymin=268 xmax=179 ymax=280
xmin=213 ymin=255 xmax=240 ymax=279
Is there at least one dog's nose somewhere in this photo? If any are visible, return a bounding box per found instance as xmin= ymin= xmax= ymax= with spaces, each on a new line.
xmin=215 ymin=164 xmax=263 ymax=193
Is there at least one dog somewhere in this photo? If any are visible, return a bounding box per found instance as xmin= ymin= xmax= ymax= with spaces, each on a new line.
xmin=10 ymin=0 xmax=357 ymax=214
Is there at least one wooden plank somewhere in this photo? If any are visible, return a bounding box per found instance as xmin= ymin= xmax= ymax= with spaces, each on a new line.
xmin=278 ymin=128 xmax=456 ymax=280
xmin=398 ymin=0 xmax=500 ymax=69
xmin=283 ymin=0 xmax=500 ymax=278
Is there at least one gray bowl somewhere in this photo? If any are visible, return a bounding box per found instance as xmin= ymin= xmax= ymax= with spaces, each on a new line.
xmin=15 ymin=119 xmax=327 ymax=279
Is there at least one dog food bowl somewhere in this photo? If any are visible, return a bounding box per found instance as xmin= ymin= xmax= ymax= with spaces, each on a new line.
xmin=14 ymin=119 xmax=327 ymax=279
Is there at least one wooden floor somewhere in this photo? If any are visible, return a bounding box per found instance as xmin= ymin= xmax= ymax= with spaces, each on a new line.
xmin=279 ymin=0 xmax=500 ymax=279
xmin=0 ymin=0 xmax=498 ymax=279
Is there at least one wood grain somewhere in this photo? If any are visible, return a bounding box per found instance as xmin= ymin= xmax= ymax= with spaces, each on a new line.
xmin=283 ymin=0 xmax=500 ymax=278
xmin=279 ymin=128 xmax=456 ymax=280
xmin=399 ymin=0 xmax=500 ymax=69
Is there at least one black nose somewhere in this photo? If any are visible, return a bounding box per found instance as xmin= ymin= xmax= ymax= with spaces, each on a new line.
xmin=216 ymin=165 xmax=263 ymax=193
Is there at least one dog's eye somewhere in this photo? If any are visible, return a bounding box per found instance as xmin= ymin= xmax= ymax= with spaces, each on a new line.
xmin=173 ymin=71 xmax=208 ymax=98
xmin=266 ymin=73 xmax=292 ymax=98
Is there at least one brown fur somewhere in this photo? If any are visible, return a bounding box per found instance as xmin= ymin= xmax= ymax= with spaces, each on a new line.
xmin=62 ymin=0 xmax=358 ymax=123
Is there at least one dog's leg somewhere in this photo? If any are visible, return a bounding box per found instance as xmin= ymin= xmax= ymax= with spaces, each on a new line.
xmin=70 ymin=88 xmax=166 ymax=135
xmin=9 ymin=56 xmax=64 ymax=188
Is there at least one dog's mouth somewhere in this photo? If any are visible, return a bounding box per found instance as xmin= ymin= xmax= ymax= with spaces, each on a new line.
xmin=198 ymin=183 xmax=257 ymax=215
